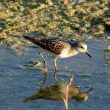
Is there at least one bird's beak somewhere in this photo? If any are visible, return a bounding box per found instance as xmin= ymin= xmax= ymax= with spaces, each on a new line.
xmin=86 ymin=51 xmax=92 ymax=58
xmin=86 ymin=88 xmax=92 ymax=94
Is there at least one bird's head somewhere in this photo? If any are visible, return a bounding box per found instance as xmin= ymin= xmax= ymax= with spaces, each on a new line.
xmin=75 ymin=42 xmax=91 ymax=58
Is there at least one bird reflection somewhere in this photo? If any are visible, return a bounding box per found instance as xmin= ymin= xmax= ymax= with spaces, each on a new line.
xmin=24 ymin=77 xmax=92 ymax=110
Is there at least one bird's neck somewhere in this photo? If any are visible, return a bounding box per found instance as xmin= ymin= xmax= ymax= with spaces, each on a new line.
xmin=70 ymin=47 xmax=79 ymax=56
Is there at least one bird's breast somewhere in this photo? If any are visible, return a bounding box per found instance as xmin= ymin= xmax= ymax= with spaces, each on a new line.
xmin=59 ymin=48 xmax=78 ymax=58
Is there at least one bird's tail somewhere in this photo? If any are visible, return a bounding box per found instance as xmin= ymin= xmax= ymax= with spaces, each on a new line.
xmin=23 ymin=35 xmax=40 ymax=45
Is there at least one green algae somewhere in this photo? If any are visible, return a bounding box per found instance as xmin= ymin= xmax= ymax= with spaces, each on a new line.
xmin=0 ymin=0 xmax=110 ymax=53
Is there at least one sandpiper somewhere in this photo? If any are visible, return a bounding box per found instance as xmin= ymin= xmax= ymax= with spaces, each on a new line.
xmin=23 ymin=36 xmax=91 ymax=79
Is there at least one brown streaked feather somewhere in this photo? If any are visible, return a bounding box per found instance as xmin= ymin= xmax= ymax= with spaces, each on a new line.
xmin=40 ymin=39 xmax=71 ymax=54
xmin=23 ymin=36 xmax=71 ymax=54
xmin=24 ymin=36 xmax=41 ymax=44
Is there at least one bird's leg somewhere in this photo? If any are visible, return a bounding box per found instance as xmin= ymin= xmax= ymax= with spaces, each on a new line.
xmin=54 ymin=57 xmax=58 ymax=71
xmin=53 ymin=57 xmax=58 ymax=81
xmin=39 ymin=52 xmax=48 ymax=71
xmin=39 ymin=52 xmax=48 ymax=83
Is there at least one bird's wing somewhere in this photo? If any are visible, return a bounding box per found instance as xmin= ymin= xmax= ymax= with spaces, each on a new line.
xmin=39 ymin=39 xmax=71 ymax=54
xmin=24 ymin=36 xmax=71 ymax=54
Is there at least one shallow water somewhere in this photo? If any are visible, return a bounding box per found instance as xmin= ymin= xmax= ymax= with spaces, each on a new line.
xmin=0 ymin=38 xmax=110 ymax=110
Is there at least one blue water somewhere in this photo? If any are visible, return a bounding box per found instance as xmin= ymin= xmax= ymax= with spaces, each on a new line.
xmin=0 ymin=38 xmax=110 ymax=110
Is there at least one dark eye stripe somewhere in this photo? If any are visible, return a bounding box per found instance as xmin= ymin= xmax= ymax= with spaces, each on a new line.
xmin=79 ymin=46 xmax=84 ymax=49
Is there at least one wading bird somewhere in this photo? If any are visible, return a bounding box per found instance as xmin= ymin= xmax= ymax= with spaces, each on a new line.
xmin=23 ymin=36 xmax=91 ymax=80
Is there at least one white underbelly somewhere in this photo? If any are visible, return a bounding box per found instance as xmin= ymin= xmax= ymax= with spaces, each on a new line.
xmin=59 ymin=49 xmax=78 ymax=58
xmin=37 ymin=46 xmax=78 ymax=58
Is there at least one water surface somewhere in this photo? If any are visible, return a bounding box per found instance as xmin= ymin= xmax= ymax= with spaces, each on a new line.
xmin=0 ymin=39 xmax=110 ymax=110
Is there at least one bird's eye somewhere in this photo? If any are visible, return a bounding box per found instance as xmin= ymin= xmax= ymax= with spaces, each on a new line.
xmin=80 ymin=46 xmax=84 ymax=49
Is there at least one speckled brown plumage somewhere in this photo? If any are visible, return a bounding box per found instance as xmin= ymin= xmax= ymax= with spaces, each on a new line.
xmin=24 ymin=36 xmax=71 ymax=55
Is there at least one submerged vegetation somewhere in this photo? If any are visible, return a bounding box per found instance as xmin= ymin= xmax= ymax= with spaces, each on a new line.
xmin=0 ymin=0 xmax=110 ymax=52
